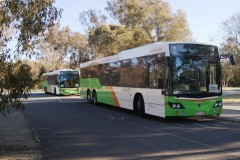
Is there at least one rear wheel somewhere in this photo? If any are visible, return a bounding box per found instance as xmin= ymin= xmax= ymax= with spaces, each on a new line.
xmin=87 ymin=90 xmax=91 ymax=103
xmin=54 ymin=87 xmax=57 ymax=95
xmin=137 ymin=95 xmax=145 ymax=117
xmin=216 ymin=113 xmax=220 ymax=117
xmin=92 ymin=91 xmax=98 ymax=105
xmin=44 ymin=87 xmax=47 ymax=94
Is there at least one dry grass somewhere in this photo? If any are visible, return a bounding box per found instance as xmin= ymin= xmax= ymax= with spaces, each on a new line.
xmin=222 ymin=87 xmax=240 ymax=91
xmin=223 ymin=94 xmax=240 ymax=103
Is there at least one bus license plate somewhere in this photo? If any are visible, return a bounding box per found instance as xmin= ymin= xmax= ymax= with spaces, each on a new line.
xmin=196 ymin=112 xmax=204 ymax=115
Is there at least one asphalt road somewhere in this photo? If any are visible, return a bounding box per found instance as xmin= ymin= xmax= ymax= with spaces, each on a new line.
xmin=223 ymin=87 xmax=240 ymax=96
xmin=24 ymin=92 xmax=240 ymax=160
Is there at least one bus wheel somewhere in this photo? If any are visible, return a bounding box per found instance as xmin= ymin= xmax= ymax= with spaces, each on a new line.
xmin=137 ymin=95 xmax=145 ymax=117
xmin=92 ymin=91 xmax=98 ymax=105
xmin=54 ymin=87 xmax=57 ymax=95
xmin=87 ymin=90 xmax=91 ymax=103
xmin=44 ymin=87 xmax=47 ymax=94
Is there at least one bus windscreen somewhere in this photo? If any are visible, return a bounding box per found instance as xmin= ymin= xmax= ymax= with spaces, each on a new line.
xmin=60 ymin=71 xmax=79 ymax=88
xmin=169 ymin=44 xmax=221 ymax=97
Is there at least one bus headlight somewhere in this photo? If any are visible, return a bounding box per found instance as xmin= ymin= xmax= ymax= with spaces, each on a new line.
xmin=168 ymin=103 xmax=185 ymax=109
xmin=176 ymin=104 xmax=181 ymax=108
xmin=213 ymin=101 xmax=222 ymax=108
xmin=172 ymin=103 xmax=176 ymax=108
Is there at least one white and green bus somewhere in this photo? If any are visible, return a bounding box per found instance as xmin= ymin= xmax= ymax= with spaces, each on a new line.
xmin=80 ymin=42 xmax=234 ymax=118
xmin=42 ymin=69 xmax=80 ymax=95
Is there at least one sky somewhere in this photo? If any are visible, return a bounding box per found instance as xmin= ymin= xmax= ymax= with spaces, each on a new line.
xmin=55 ymin=0 xmax=240 ymax=45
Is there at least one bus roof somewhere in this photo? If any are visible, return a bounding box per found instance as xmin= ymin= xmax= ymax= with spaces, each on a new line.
xmin=80 ymin=41 xmax=217 ymax=68
xmin=42 ymin=69 xmax=79 ymax=76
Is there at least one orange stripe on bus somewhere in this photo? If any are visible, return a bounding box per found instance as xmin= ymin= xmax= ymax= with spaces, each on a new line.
xmin=110 ymin=87 xmax=120 ymax=107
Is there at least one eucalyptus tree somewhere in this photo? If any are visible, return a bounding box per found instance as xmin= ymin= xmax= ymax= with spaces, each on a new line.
xmin=221 ymin=11 xmax=240 ymax=56
xmin=0 ymin=62 xmax=34 ymax=116
xmin=79 ymin=9 xmax=108 ymax=33
xmin=0 ymin=0 xmax=62 ymax=114
xmin=36 ymin=22 xmax=89 ymax=70
xmin=89 ymin=24 xmax=151 ymax=57
xmin=219 ymin=11 xmax=240 ymax=86
xmin=106 ymin=0 xmax=192 ymax=42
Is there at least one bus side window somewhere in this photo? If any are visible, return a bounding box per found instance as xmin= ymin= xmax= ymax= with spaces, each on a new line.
xmin=98 ymin=63 xmax=111 ymax=86
xmin=120 ymin=60 xmax=131 ymax=87
xmin=149 ymin=64 xmax=161 ymax=88
xmin=48 ymin=75 xmax=56 ymax=85
xmin=98 ymin=64 xmax=106 ymax=85
xmin=131 ymin=58 xmax=148 ymax=88
xmin=56 ymin=76 xmax=59 ymax=86
xmin=90 ymin=66 xmax=98 ymax=78
xmin=149 ymin=55 xmax=165 ymax=89
xmin=105 ymin=64 xmax=111 ymax=85
xmin=81 ymin=67 xmax=89 ymax=78
xmin=110 ymin=62 xmax=121 ymax=86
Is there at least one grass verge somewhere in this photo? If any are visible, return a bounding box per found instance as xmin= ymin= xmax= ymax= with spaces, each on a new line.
xmin=223 ymin=94 xmax=240 ymax=103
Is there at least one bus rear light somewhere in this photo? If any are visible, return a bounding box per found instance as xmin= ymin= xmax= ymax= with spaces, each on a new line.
xmin=168 ymin=103 xmax=185 ymax=109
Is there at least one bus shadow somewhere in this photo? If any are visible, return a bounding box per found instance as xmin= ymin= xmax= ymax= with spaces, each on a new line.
xmin=88 ymin=102 xmax=215 ymax=124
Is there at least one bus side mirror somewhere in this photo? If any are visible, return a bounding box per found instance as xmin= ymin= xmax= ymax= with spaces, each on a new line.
xmin=229 ymin=54 xmax=236 ymax=65
xmin=158 ymin=77 xmax=164 ymax=89
xmin=220 ymin=54 xmax=236 ymax=65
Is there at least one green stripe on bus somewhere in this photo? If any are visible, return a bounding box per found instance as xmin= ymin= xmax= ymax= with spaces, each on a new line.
xmin=80 ymin=78 xmax=119 ymax=106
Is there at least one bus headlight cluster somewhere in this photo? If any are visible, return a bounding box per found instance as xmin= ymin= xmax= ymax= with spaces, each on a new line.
xmin=168 ymin=103 xmax=185 ymax=109
xmin=213 ymin=101 xmax=222 ymax=108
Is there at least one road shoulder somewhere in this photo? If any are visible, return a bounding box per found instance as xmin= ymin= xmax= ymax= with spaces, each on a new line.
xmin=0 ymin=110 xmax=42 ymax=160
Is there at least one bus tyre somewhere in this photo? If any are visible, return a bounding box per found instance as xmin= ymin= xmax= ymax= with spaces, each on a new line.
xmin=44 ymin=87 xmax=47 ymax=94
xmin=137 ymin=95 xmax=145 ymax=117
xmin=87 ymin=90 xmax=91 ymax=103
xmin=92 ymin=91 xmax=98 ymax=105
xmin=54 ymin=87 xmax=57 ymax=95
xmin=216 ymin=113 xmax=220 ymax=117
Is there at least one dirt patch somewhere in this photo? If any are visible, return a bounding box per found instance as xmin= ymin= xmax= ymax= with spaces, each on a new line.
xmin=0 ymin=110 xmax=42 ymax=160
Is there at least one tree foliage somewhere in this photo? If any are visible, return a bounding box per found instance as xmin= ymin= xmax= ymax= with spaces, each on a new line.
xmin=0 ymin=0 xmax=62 ymax=55
xmin=89 ymin=24 xmax=151 ymax=57
xmin=220 ymin=11 xmax=240 ymax=87
xmin=79 ymin=1 xmax=192 ymax=58
xmin=80 ymin=0 xmax=191 ymax=57
xmin=106 ymin=0 xmax=192 ymax=42
xmin=36 ymin=22 xmax=89 ymax=70
xmin=0 ymin=62 xmax=34 ymax=116
xmin=20 ymin=60 xmax=46 ymax=89
xmin=221 ymin=11 xmax=240 ymax=56
xmin=79 ymin=9 xmax=108 ymax=33
xmin=0 ymin=0 xmax=62 ymax=114
xmin=220 ymin=38 xmax=240 ymax=86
